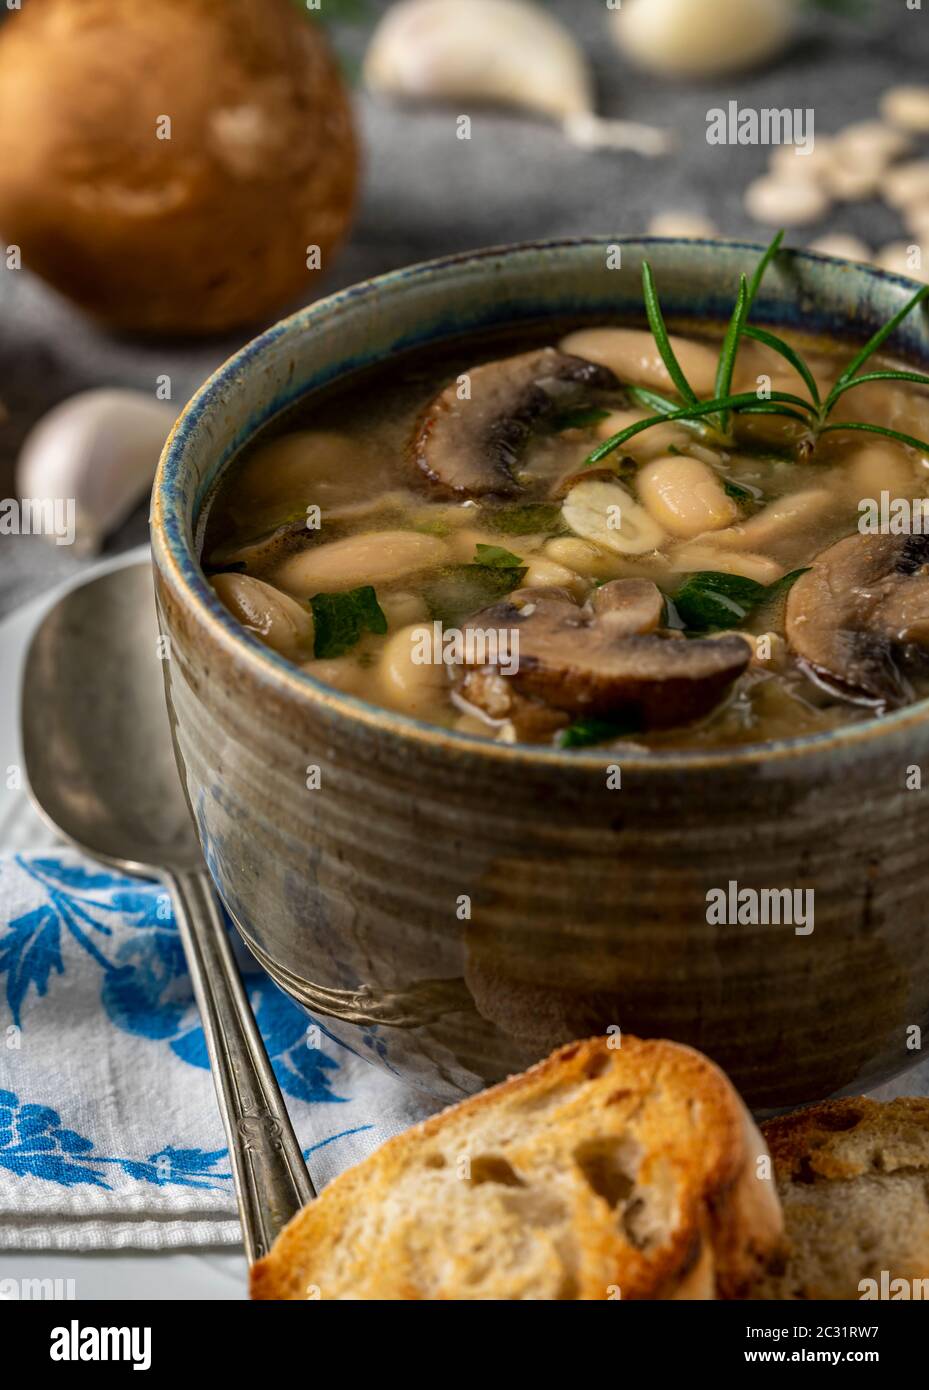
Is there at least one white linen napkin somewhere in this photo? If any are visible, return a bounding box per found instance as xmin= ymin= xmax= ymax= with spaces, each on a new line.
xmin=0 ymin=848 xmax=440 ymax=1251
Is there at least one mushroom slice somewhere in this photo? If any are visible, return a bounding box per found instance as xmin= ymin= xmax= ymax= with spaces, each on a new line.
xmin=786 ymin=533 xmax=929 ymax=709
xmin=562 ymin=476 xmax=665 ymax=555
xmin=588 ymin=578 xmax=664 ymax=634
xmin=456 ymin=592 xmax=749 ymax=728
xmin=412 ymin=348 xmax=618 ymax=498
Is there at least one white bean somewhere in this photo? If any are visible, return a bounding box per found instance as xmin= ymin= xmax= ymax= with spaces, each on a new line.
xmin=560 ymin=327 xmax=719 ymax=397
xmin=669 ymin=543 xmax=784 ymax=585
xmin=519 ymin=555 xmax=588 ymax=598
xmin=211 ymin=572 xmax=314 ymax=660
xmin=708 ymin=490 xmax=832 ymax=551
xmin=874 ymin=241 xmax=929 ymax=282
xmin=636 ymin=454 xmax=737 ymax=538
xmin=595 ymin=408 xmax=692 ymax=460
xmin=378 ymin=624 xmax=451 ymax=720
xmin=543 ymin=536 xmax=618 ymax=579
xmin=882 ymin=159 xmax=929 ymax=209
xmin=807 ymin=233 xmax=871 ymax=264
xmin=744 ymin=174 xmax=829 ymax=227
xmin=647 ymin=210 xmax=718 ymax=238
xmin=273 ymin=530 xmax=449 ymax=595
xmin=881 ymin=85 xmax=929 ymax=135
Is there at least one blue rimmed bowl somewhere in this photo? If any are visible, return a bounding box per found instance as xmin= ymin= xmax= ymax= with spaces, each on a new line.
xmin=151 ymin=238 xmax=929 ymax=1110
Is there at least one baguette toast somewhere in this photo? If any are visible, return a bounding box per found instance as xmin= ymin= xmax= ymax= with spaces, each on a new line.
xmin=754 ymin=1096 xmax=929 ymax=1300
xmin=251 ymin=1035 xmax=782 ymax=1300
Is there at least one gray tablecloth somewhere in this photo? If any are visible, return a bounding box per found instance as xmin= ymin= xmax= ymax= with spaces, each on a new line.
xmin=1 ymin=1 xmax=928 ymax=613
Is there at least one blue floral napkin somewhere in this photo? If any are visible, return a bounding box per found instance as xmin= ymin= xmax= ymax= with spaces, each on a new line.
xmin=0 ymin=850 xmax=438 ymax=1251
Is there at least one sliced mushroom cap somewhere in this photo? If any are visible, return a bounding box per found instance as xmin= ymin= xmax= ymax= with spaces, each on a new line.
xmin=588 ymin=578 xmax=664 ymax=634
xmin=412 ymin=348 xmax=618 ymax=499
xmin=456 ymin=589 xmax=749 ymax=729
xmin=786 ymin=533 xmax=929 ymax=708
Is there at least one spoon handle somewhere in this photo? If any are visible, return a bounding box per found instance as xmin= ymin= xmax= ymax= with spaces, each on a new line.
xmin=165 ymin=868 xmax=316 ymax=1264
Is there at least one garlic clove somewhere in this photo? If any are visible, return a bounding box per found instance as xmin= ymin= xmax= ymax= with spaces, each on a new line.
xmin=364 ymin=0 xmax=671 ymax=155
xmin=364 ymin=0 xmax=592 ymax=123
xmin=611 ymin=0 xmax=795 ymax=79
xmin=15 ymin=389 xmax=175 ymax=556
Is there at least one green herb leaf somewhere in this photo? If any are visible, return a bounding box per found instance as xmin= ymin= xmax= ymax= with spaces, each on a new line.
xmin=746 ymin=230 xmax=785 ymax=309
xmin=310 ymin=585 xmax=387 ymax=659
xmin=818 ymin=420 xmax=929 ymax=456
xmin=723 ymin=479 xmax=756 ymax=504
xmin=473 ymin=543 xmax=523 ymax=569
xmin=424 ymin=565 xmax=527 ymax=628
xmin=557 ymin=717 xmax=640 ymax=749
xmin=825 ymin=284 xmax=929 ymax=414
xmin=714 ymin=273 xmax=750 ymax=433
xmin=486 ymin=502 xmax=565 ymax=535
xmin=674 ymin=568 xmax=809 ymax=631
xmin=642 ymin=261 xmax=700 ymax=407
xmin=587 ymin=390 xmax=817 ymax=466
xmin=742 ymin=325 xmax=822 ymax=407
xmin=551 ymin=405 xmax=611 ymax=432
xmin=674 ymin=572 xmax=766 ymax=630
xmin=822 ymin=368 xmax=929 ymax=413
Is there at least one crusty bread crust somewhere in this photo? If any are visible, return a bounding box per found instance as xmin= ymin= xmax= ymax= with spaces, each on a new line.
xmin=754 ymin=1096 xmax=929 ymax=1300
xmin=251 ymin=1035 xmax=782 ymax=1301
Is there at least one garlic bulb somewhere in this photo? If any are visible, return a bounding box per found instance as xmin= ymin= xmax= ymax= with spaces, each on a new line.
xmin=16 ymin=389 xmax=176 ymax=555
xmin=364 ymin=0 xmax=671 ymax=155
xmin=612 ymin=0 xmax=796 ymax=79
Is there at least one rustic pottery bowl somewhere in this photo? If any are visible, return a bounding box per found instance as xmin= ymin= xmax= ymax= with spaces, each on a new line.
xmin=151 ymin=238 xmax=929 ymax=1111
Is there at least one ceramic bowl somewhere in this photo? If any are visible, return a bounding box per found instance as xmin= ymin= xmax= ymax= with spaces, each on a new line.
xmin=151 ymin=238 xmax=929 ymax=1110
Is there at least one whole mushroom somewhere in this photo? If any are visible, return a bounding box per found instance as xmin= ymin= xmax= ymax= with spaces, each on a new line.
xmin=0 ymin=0 xmax=357 ymax=335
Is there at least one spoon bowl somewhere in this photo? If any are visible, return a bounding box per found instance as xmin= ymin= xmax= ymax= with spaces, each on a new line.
xmin=21 ymin=558 xmax=314 ymax=1263
xmin=22 ymin=560 xmax=201 ymax=874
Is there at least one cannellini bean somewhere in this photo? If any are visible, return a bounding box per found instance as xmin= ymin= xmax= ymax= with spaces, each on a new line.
xmin=744 ymin=174 xmax=829 ymax=227
xmin=447 ymin=526 xmax=544 ymax=562
xmin=211 ymin=572 xmax=314 ymax=660
xmin=824 ymin=160 xmax=879 ymax=202
xmin=807 ymin=233 xmax=871 ymax=264
xmin=543 ymin=535 xmax=618 ymax=578
xmin=769 ymin=138 xmax=835 ymax=182
xmin=302 ymin=655 xmax=369 ymax=697
xmin=636 ymin=454 xmax=737 ymax=538
xmin=834 ymin=120 xmax=910 ymax=169
xmin=520 ymin=555 xmax=588 ymax=597
xmin=378 ymin=623 xmax=452 ymax=720
xmin=874 ymin=241 xmax=929 ymax=282
xmin=904 ymin=202 xmax=929 ymax=238
xmin=562 ymin=477 xmax=665 ymax=555
xmin=882 ymin=159 xmax=929 ymax=209
xmin=845 ymin=443 xmax=921 ymax=503
xmin=594 ymin=408 xmax=692 ymax=460
xmin=647 ymin=210 xmax=718 ymax=238
xmin=560 ymin=327 xmax=719 ymax=397
xmin=707 ymin=489 xmax=833 ymax=551
xmin=378 ymin=590 xmax=429 ymax=628
xmin=272 ymin=531 xmax=449 ymax=595
xmin=881 ymin=85 xmax=929 ymax=135
xmin=669 ymin=543 xmax=784 ymax=585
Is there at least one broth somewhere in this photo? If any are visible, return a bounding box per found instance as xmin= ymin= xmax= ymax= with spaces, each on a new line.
xmin=201 ymin=322 xmax=929 ymax=750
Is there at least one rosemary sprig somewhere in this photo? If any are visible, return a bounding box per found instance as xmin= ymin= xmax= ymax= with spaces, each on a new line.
xmin=588 ymin=234 xmax=929 ymax=469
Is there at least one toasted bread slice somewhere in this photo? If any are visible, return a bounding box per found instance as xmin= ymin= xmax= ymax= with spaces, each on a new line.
xmin=251 ymin=1035 xmax=782 ymax=1300
xmin=754 ymin=1096 xmax=929 ymax=1300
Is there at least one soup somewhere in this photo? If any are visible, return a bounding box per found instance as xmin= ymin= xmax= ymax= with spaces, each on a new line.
xmin=201 ymin=319 xmax=929 ymax=750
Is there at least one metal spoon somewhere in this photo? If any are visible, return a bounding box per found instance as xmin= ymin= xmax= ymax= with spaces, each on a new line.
xmin=20 ymin=558 xmax=315 ymax=1263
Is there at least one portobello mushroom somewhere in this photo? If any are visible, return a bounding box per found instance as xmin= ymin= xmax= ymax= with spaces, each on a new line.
xmin=786 ymin=533 xmax=929 ymax=708
xmin=456 ymin=582 xmax=750 ymax=730
xmin=412 ymin=348 xmax=619 ymax=499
